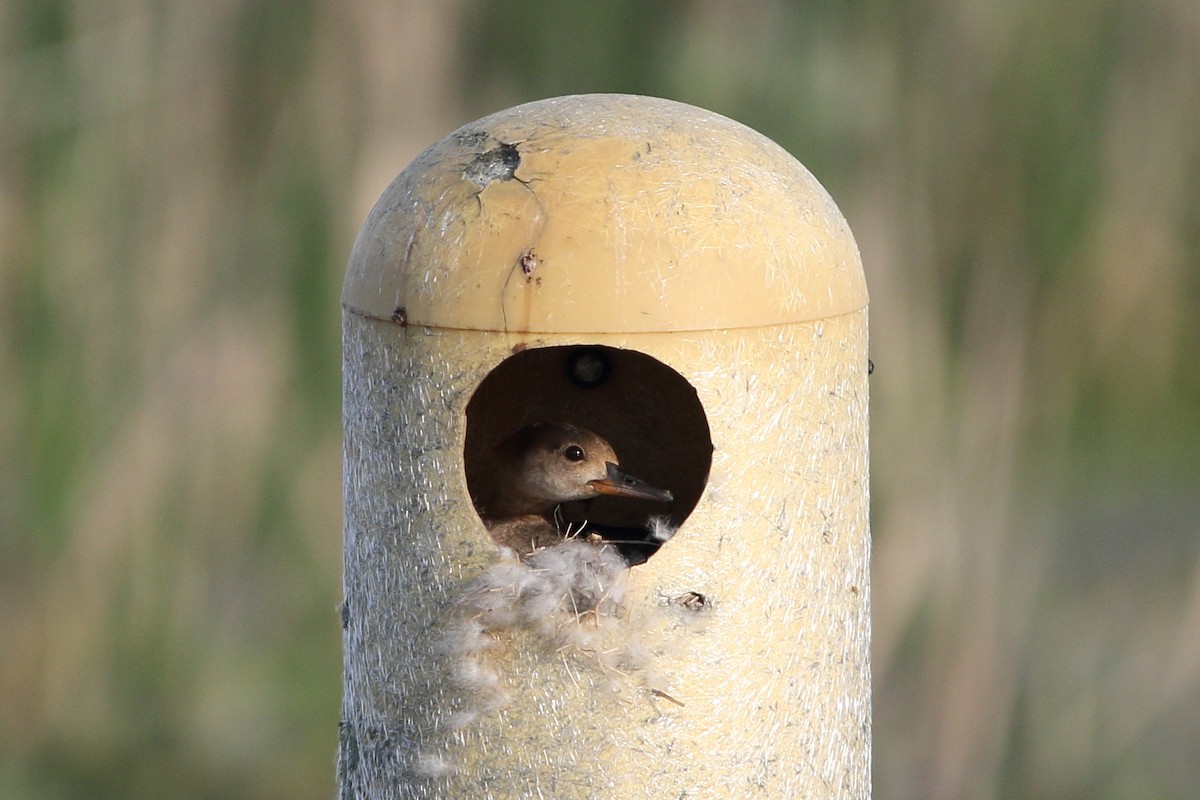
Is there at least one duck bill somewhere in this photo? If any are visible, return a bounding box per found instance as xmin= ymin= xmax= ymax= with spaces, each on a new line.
xmin=589 ymin=462 xmax=674 ymax=503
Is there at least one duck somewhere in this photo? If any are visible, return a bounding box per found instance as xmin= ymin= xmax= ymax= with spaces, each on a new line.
xmin=475 ymin=422 xmax=674 ymax=556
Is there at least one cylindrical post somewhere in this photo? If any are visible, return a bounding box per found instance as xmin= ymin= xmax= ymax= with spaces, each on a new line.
xmin=339 ymin=94 xmax=869 ymax=799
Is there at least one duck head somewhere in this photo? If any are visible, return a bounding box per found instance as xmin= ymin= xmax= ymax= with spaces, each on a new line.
xmin=488 ymin=422 xmax=673 ymax=517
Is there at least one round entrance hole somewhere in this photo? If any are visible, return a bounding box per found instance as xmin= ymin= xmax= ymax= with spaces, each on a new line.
xmin=464 ymin=345 xmax=712 ymax=563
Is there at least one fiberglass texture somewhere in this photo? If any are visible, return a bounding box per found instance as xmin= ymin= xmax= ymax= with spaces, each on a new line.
xmin=340 ymin=309 xmax=868 ymax=798
xmin=341 ymin=316 xmax=637 ymax=799
xmin=620 ymin=309 xmax=870 ymax=798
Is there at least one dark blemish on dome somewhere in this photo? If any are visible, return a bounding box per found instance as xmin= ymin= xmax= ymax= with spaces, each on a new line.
xmin=465 ymin=142 xmax=521 ymax=187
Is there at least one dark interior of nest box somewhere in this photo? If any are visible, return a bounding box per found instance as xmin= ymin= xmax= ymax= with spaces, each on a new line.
xmin=463 ymin=345 xmax=713 ymax=563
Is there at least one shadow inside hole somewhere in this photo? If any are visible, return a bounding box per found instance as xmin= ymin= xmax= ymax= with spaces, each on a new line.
xmin=464 ymin=345 xmax=712 ymax=563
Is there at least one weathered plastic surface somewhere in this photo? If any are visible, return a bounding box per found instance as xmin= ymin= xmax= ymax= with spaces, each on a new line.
xmin=340 ymin=94 xmax=870 ymax=799
xmin=342 ymin=94 xmax=866 ymax=332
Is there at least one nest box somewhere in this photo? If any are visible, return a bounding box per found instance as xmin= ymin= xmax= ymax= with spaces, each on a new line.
xmin=340 ymin=94 xmax=869 ymax=798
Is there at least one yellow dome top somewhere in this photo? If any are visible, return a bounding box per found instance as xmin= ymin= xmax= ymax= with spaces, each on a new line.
xmin=343 ymin=94 xmax=866 ymax=333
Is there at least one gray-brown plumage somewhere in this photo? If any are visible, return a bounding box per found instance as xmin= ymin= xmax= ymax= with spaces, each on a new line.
xmin=475 ymin=422 xmax=673 ymax=555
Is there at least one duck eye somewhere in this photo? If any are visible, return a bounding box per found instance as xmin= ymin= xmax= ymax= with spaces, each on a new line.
xmin=564 ymin=445 xmax=585 ymax=462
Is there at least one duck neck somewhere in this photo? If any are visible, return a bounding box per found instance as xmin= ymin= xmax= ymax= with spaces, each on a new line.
xmin=476 ymin=469 xmax=558 ymax=522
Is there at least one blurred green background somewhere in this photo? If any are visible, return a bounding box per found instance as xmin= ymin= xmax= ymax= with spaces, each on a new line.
xmin=2 ymin=1 xmax=1197 ymax=798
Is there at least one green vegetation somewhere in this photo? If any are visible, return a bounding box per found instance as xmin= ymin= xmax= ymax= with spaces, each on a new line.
xmin=2 ymin=1 xmax=1197 ymax=797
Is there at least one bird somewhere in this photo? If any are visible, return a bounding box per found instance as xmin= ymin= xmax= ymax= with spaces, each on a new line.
xmin=474 ymin=422 xmax=674 ymax=556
